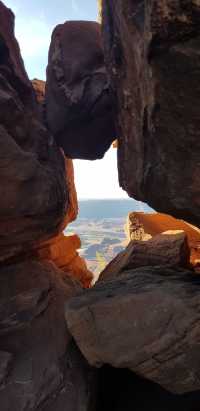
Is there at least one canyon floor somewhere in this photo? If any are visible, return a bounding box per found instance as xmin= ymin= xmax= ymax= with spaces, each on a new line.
xmin=66 ymin=199 xmax=153 ymax=274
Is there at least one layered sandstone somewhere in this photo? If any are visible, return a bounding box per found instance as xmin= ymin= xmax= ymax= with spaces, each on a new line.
xmin=37 ymin=233 xmax=93 ymax=288
xmin=126 ymin=212 xmax=200 ymax=270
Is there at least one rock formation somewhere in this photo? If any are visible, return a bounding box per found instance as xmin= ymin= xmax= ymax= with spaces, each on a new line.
xmin=45 ymin=21 xmax=116 ymax=159
xmin=36 ymin=233 xmax=93 ymax=288
xmin=32 ymin=79 xmax=93 ymax=287
xmin=65 ymin=266 xmax=200 ymax=395
xmin=99 ymin=232 xmax=190 ymax=281
xmin=0 ymin=1 xmax=67 ymax=262
xmin=0 ymin=259 xmax=96 ymax=410
xmin=101 ymin=0 xmax=200 ymax=226
xmin=32 ymin=78 xmax=46 ymax=119
xmin=126 ymin=212 xmax=200 ymax=270
xmin=0 ymin=2 xmax=95 ymax=409
xmin=2 ymin=0 xmax=200 ymax=409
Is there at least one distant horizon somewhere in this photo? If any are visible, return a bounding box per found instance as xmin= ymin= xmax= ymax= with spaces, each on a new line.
xmin=77 ymin=197 xmax=134 ymax=201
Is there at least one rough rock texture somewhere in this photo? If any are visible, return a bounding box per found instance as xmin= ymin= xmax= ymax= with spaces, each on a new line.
xmin=36 ymin=233 xmax=93 ymax=288
xmin=64 ymin=157 xmax=78 ymax=226
xmin=32 ymin=78 xmax=46 ymax=119
xmin=46 ymin=21 xmax=116 ymax=160
xmin=101 ymin=0 xmax=200 ymax=226
xmin=65 ymin=266 xmax=200 ymax=394
xmin=0 ymin=260 xmax=96 ymax=410
xmin=100 ymin=232 xmax=190 ymax=281
xmin=126 ymin=212 xmax=200 ymax=269
xmin=0 ymin=1 xmax=68 ymax=262
xmin=0 ymin=3 xmax=96 ymax=410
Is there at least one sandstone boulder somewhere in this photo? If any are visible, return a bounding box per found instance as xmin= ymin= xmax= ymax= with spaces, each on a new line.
xmin=126 ymin=212 xmax=200 ymax=269
xmin=65 ymin=266 xmax=200 ymax=394
xmin=101 ymin=0 xmax=200 ymax=226
xmin=100 ymin=232 xmax=190 ymax=281
xmin=45 ymin=21 xmax=116 ymax=160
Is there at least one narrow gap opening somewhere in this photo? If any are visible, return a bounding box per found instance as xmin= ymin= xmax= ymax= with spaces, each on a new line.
xmin=66 ymin=148 xmax=153 ymax=280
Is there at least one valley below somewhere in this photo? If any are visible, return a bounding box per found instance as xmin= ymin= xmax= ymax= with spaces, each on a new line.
xmin=66 ymin=199 xmax=153 ymax=274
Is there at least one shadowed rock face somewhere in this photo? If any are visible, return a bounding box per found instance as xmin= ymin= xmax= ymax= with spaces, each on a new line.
xmin=0 ymin=260 xmax=96 ymax=411
xmin=0 ymin=1 xmax=68 ymax=262
xmin=65 ymin=267 xmax=200 ymax=394
xmin=46 ymin=21 xmax=116 ymax=160
xmin=0 ymin=4 xmax=97 ymax=410
xmin=101 ymin=0 xmax=200 ymax=226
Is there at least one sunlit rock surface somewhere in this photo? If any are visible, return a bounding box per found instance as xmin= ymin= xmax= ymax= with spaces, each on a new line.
xmin=32 ymin=78 xmax=46 ymax=119
xmin=126 ymin=212 xmax=200 ymax=270
xmin=36 ymin=233 xmax=93 ymax=288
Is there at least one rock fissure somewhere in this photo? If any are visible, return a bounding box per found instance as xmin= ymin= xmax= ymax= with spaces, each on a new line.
xmin=1 ymin=0 xmax=200 ymax=409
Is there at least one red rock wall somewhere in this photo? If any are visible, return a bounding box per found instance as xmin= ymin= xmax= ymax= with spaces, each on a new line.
xmin=101 ymin=0 xmax=200 ymax=227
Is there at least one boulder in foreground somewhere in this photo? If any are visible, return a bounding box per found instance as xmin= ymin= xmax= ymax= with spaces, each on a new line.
xmin=65 ymin=267 xmax=200 ymax=394
xmin=0 ymin=259 xmax=95 ymax=410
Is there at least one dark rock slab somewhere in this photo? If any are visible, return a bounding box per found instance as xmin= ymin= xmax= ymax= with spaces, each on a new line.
xmin=65 ymin=266 xmax=200 ymax=394
xmin=101 ymin=0 xmax=200 ymax=226
xmin=0 ymin=351 xmax=13 ymax=386
xmin=46 ymin=21 xmax=116 ymax=160
xmin=0 ymin=259 xmax=95 ymax=410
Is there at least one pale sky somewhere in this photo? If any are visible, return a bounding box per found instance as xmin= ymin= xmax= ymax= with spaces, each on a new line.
xmin=5 ymin=0 xmax=128 ymax=199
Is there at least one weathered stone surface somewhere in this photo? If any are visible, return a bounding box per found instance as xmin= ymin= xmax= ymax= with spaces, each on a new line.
xmin=65 ymin=267 xmax=200 ymax=394
xmin=36 ymin=233 xmax=93 ymax=288
xmin=101 ymin=0 xmax=200 ymax=226
xmin=0 ymin=351 xmax=13 ymax=386
xmin=100 ymin=232 xmax=190 ymax=281
xmin=0 ymin=1 xmax=68 ymax=262
xmin=46 ymin=21 xmax=116 ymax=160
xmin=0 ymin=259 xmax=95 ymax=410
xmin=64 ymin=157 xmax=78 ymax=226
xmin=32 ymin=78 xmax=46 ymax=120
xmin=126 ymin=212 xmax=200 ymax=269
